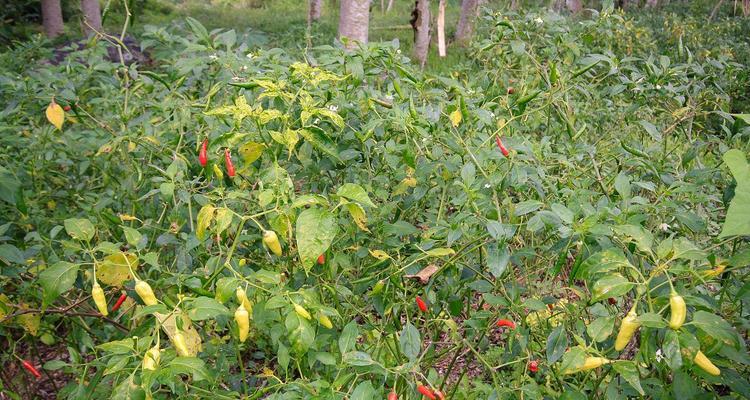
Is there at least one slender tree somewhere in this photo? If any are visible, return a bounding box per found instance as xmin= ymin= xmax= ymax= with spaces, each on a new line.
xmin=81 ymin=0 xmax=103 ymax=36
xmin=437 ymin=0 xmax=446 ymax=57
xmin=413 ymin=0 xmax=430 ymax=67
xmin=338 ymin=0 xmax=370 ymax=48
xmin=41 ymin=0 xmax=64 ymax=38
xmin=455 ymin=0 xmax=479 ymax=46
xmin=566 ymin=0 xmax=582 ymax=13
xmin=309 ymin=0 xmax=322 ymax=24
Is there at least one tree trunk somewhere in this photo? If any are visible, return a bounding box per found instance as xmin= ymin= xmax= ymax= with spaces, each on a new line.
xmin=387 ymin=0 xmax=396 ymax=11
xmin=566 ymin=0 xmax=582 ymax=13
xmin=338 ymin=0 xmax=370 ymax=48
xmin=413 ymin=0 xmax=430 ymax=68
xmin=437 ymin=0 xmax=446 ymax=57
xmin=455 ymin=0 xmax=478 ymax=46
xmin=81 ymin=0 xmax=103 ymax=36
xmin=743 ymin=0 xmax=749 ymax=16
xmin=645 ymin=0 xmax=657 ymax=7
xmin=41 ymin=0 xmax=64 ymax=38
xmin=309 ymin=0 xmax=322 ymax=24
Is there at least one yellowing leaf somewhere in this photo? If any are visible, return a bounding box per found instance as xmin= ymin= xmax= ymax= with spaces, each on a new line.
xmin=196 ymin=205 xmax=216 ymax=241
xmin=118 ymin=213 xmax=138 ymax=222
xmin=0 ymin=294 xmax=12 ymax=322
xmin=393 ymin=176 xmax=417 ymax=196
xmin=369 ymin=249 xmax=390 ymax=260
xmin=345 ymin=202 xmax=370 ymax=232
xmin=17 ymin=311 xmax=41 ymax=336
xmin=96 ymin=252 xmax=138 ymax=287
xmin=449 ymin=109 xmax=462 ymax=127
xmin=155 ymin=310 xmax=202 ymax=356
xmin=239 ymin=142 xmax=266 ymax=164
xmin=46 ymin=101 xmax=64 ymax=130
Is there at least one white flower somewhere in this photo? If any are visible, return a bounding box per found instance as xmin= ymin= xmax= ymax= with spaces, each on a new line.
xmin=397 ymin=49 xmax=401 ymax=54
xmin=655 ymin=349 xmax=664 ymax=362
xmin=659 ymin=223 xmax=670 ymax=232
xmin=208 ymin=54 xmax=219 ymax=60
xmin=484 ymin=183 xmax=491 ymax=188
xmin=246 ymin=53 xmax=255 ymax=59
xmin=231 ymin=76 xmax=241 ymax=81
xmin=535 ymin=17 xmax=544 ymax=24
xmin=241 ymin=66 xmax=248 ymax=71
xmin=328 ymin=105 xmax=338 ymax=112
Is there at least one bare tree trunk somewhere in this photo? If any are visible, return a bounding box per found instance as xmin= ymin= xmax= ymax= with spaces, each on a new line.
xmin=437 ymin=0 xmax=446 ymax=57
xmin=566 ymin=0 xmax=582 ymax=13
xmin=81 ymin=0 xmax=103 ymax=36
xmin=455 ymin=0 xmax=478 ymax=46
xmin=645 ymin=0 xmax=658 ymax=7
xmin=413 ymin=0 xmax=430 ymax=67
xmin=709 ymin=0 xmax=724 ymax=19
xmin=309 ymin=0 xmax=322 ymax=24
xmin=338 ymin=0 xmax=370 ymax=48
xmin=387 ymin=0 xmax=396 ymax=11
xmin=42 ymin=0 xmax=64 ymax=38
xmin=743 ymin=0 xmax=749 ymax=16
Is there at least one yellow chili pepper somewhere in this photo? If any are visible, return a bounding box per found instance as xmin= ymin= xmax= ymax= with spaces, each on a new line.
xmin=135 ymin=279 xmax=158 ymax=306
xmin=92 ymin=282 xmax=108 ymax=316
xmin=262 ymin=230 xmax=282 ymax=256
xmin=668 ymin=291 xmax=686 ymax=330
xmin=564 ymin=357 xmax=610 ymax=374
xmin=142 ymin=345 xmax=161 ymax=371
xmin=235 ymin=304 xmax=250 ymax=343
xmin=693 ymin=350 xmax=720 ymax=376
xmin=317 ymin=313 xmax=333 ymax=329
xmin=615 ymin=307 xmax=641 ymax=351
xmin=235 ymin=287 xmax=253 ymax=312
xmin=173 ymin=330 xmax=190 ymax=357
xmin=702 ymin=264 xmax=725 ymax=279
xmin=293 ymin=304 xmax=311 ymax=320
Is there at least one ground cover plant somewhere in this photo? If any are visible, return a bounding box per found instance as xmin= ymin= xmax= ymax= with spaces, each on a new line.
xmin=0 ymin=0 xmax=749 ymax=399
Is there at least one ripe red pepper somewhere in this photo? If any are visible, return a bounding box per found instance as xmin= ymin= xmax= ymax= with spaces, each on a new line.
xmin=111 ymin=292 xmax=127 ymax=313
xmin=22 ymin=360 xmax=41 ymax=379
xmin=388 ymin=391 xmax=398 ymax=400
xmin=317 ymin=254 xmax=325 ymax=265
xmin=608 ymin=297 xmax=617 ymax=305
xmin=495 ymin=136 xmax=510 ymax=157
xmin=507 ymin=87 xmax=515 ymax=95
xmin=529 ymin=360 xmax=539 ymax=373
xmin=496 ymin=319 xmax=516 ymax=329
xmin=224 ymin=148 xmax=235 ymax=177
xmin=417 ymin=386 xmax=436 ymax=400
xmin=63 ymin=105 xmax=72 ymax=111
xmin=199 ymin=139 xmax=208 ymax=167
xmin=416 ymin=296 xmax=428 ymax=313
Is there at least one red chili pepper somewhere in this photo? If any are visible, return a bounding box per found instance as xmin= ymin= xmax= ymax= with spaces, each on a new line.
xmin=199 ymin=139 xmax=208 ymax=167
xmin=317 ymin=254 xmax=325 ymax=265
xmin=388 ymin=391 xmax=398 ymax=400
xmin=111 ymin=292 xmax=128 ymax=313
xmin=417 ymin=386 xmax=436 ymax=400
xmin=416 ymin=296 xmax=428 ymax=313
xmin=496 ymin=319 xmax=516 ymax=329
xmin=495 ymin=136 xmax=510 ymax=157
xmin=529 ymin=360 xmax=539 ymax=373
xmin=547 ymin=303 xmax=554 ymax=310
xmin=507 ymin=87 xmax=515 ymax=95
xmin=608 ymin=297 xmax=617 ymax=305
xmin=63 ymin=105 xmax=71 ymax=112
xmin=224 ymin=148 xmax=235 ymax=177
xmin=22 ymin=360 xmax=41 ymax=379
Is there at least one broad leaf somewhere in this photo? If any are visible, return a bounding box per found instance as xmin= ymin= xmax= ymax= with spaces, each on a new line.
xmin=296 ymin=207 xmax=338 ymax=271
xmin=39 ymin=261 xmax=79 ymax=308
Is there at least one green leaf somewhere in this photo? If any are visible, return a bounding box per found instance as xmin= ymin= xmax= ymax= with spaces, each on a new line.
xmin=214 ymin=277 xmax=240 ymax=304
xmin=546 ymin=325 xmax=568 ymax=364
xmin=636 ymin=312 xmax=667 ymax=328
xmin=339 ymin=321 xmax=359 ymax=354
xmin=663 ymin=330 xmax=682 ymax=370
xmin=425 ymin=248 xmax=455 ymax=257
xmin=121 ymin=226 xmax=142 ymax=247
xmin=399 ymin=322 xmax=421 ymax=361
xmin=559 ymin=346 xmax=586 ymax=374
xmin=719 ymin=149 xmax=750 ymax=237
xmin=612 ymin=225 xmax=653 ymax=254
xmin=39 ymin=261 xmax=79 ymax=308
xmin=110 ymin=375 xmax=145 ymax=400
xmin=196 ymin=204 xmax=215 ymax=241
xmin=97 ymin=338 xmax=135 ymax=354
xmin=186 ymin=297 xmax=230 ymax=321
xmin=672 ymin=370 xmax=699 ymax=399
xmin=300 ymin=126 xmax=342 ymax=164
xmin=591 ymin=273 xmax=634 ymax=302
xmin=167 ymin=357 xmax=209 ymax=381
xmin=691 ymin=311 xmax=738 ymax=348
xmin=286 ymin=312 xmax=315 ymax=354
xmin=350 ymin=380 xmax=375 ymax=400
xmin=64 ymin=218 xmax=95 ymax=242
xmin=514 ymin=200 xmax=544 ymax=216
xmin=296 ymin=207 xmax=338 ymax=271
xmin=343 ymin=351 xmax=374 ymax=366
xmin=487 ymin=243 xmax=511 ymax=278
xmin=586 ymin=316 xmax=615 ymax=343
xmin=613 ymin=361 xmax=644 ymax=395
xmin=577 ymin=248 xmax=633 ymax=280
xmin=337 ymin=183 xmax=376 ymax=207
xmin=614 ymin=172 xmax=631 ymax=200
